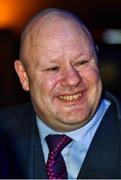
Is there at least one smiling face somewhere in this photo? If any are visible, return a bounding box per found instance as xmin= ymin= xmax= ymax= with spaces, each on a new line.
xmin=15 ymin=12 xmax=102 ymax=132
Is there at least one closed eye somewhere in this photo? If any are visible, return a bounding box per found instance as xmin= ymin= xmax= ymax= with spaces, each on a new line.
xmin=75 ymin=60 xmax=89 ymax=66
xmin=46 ymin=66 xmax=59 ymax=71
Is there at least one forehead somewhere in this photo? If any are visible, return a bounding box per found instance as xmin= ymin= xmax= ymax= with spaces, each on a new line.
xmin=21 ymin=13 xmax=94 ymax=64
xmin=38 ymin=22 xmax=91 ymax=51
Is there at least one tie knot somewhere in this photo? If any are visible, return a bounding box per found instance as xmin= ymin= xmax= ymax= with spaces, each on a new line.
xmin=46 ymin=134 xmax=72 ymax=154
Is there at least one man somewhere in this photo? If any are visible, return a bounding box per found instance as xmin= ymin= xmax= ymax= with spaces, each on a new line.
xmin=0 ymin=8 xmax=121 ymax=179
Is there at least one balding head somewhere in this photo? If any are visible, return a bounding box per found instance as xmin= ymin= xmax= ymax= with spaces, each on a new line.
xmin=14 ymin=8 xmax=102 ymax=131
xmin=20 ymin=8 xmax=96 ymax=67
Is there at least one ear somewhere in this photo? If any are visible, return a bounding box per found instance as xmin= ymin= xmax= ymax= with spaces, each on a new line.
xmin=14 ymin=60 xmax=29 ymax=91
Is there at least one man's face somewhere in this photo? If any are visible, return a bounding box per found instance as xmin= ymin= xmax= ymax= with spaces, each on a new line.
xmin=18 ymin=19 xmax=102 ymax=132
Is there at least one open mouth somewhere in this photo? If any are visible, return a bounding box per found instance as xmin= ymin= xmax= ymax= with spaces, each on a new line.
xmin=58 ymin=91 xmax=83 ymax=102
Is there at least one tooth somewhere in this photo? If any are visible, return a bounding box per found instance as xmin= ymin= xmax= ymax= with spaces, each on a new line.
xmin=59 ymin=93 xmax=81 ymax=100
xmin=63 ymin=96 xmax=66 ymax=100
xmin=70 ymin=96 xmax=73 ymax=100
xmin=73 ymin=95 xmax=77 ymax=99
xmin=69 ymin=96 xmax=72 ymax=100
xmin=66 ymin=96 xmax=69 ymax=100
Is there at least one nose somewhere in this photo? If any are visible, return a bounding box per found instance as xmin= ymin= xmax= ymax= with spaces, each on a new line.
xmin=60 ymin=65 xmax=82 ymax=87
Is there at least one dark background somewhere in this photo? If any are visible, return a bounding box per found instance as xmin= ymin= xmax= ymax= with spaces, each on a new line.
xmin=0 ymin=0 xmax=121 ymax=106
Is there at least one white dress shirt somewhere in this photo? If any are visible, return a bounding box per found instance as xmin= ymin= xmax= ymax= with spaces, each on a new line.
xmin=36 ymin=98 xmax=110 ymax=179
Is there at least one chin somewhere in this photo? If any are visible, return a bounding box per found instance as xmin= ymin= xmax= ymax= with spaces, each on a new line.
xmin=62 ymin=115 xmax=87 ymax=125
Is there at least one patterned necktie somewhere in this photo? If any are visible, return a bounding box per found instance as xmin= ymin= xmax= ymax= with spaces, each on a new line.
xmin=45 ymin=134 xmax=72 ymax=179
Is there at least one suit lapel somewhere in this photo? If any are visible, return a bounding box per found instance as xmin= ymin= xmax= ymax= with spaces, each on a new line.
xmin=11 ymin=105 xmax=36 ymax=178
xmin=33 ymin=117 xmax=47 ymax=179
xmin=9 ymin=103 xmax=47 ymax=179
xmin=77 ymin=102 xmax=120 ymax=179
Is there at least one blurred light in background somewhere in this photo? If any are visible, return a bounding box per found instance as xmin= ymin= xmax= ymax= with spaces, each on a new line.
xmin=0 ymin=0 xmax=44 ymax=34
xmin=102 ymin=29 xmax=121 ymax=44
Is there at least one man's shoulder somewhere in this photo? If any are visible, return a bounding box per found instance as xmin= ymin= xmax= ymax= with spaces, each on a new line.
xmin=0 ymin=102 xmax=35 ymax=131
xmin=104 ymin=91 xmax=121 ymax=120
xmin=105 ymin=91 xmax=121 ymax=107
xmin=0 ymin=101 xmax=34 ymax=116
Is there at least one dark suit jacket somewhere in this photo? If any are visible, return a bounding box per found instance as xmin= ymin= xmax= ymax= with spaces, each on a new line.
xmin=0 ymin=91 xmax=121 ymax=179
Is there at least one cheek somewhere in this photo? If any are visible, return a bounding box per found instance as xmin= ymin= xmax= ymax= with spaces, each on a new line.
xmin=36 ymin=75 xmax=59 ymax=95
xmin=85 ymin=68 xmax=102 ymax=103
xmin=81 ymin=67 xmax=100 ymax=86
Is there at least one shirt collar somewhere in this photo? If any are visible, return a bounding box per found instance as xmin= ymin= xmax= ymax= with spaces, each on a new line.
xmin=36 ymin=98 xmax=110 ymax=144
